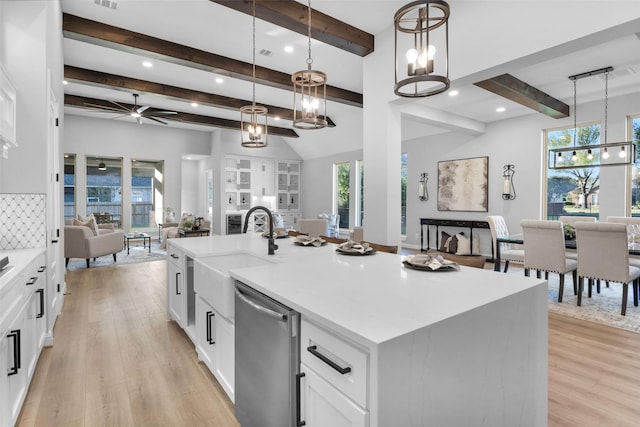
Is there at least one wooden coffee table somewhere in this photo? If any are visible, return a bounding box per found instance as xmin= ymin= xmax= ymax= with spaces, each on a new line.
xmin=178 ymin=229 xmax=210 ymax=238
xmin=124 ymin=233 xmax=151 ymax=254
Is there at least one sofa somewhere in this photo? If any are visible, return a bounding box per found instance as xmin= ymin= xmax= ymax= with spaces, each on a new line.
xmin=64 ymin=223 xmax=124 ymax=268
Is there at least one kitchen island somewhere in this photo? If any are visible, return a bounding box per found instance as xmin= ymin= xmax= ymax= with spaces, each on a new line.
xmin=167 ymin=233 xmax=547 ymax=427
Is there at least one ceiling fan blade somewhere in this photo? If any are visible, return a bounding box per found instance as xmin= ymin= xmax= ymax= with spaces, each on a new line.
xmin=108 ymin=100 xmax=131 ymax=111
xmin=137 ymin=116 xmax=143 ymax=125
xmin=148 ymin=111 xmax=178 ymax=116
xmin=146 ymin=116 xmax=169 ymax=125
xmin=137 ymin=105 xmax=150 ymax=114
xmin=109 ymin=113 xmax=130 ymax=120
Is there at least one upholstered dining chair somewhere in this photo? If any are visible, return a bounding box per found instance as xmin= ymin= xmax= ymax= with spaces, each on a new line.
xmin=299 ymin=219 xmax=329 ymax=237
xmin=486 ymin=215 xmax=524 ymax=273
xmin=521 ymin=220 xmax=577 ymax=302
xmin=606 ymin=216 xmax=640 ymax=268
xmin=558 ymin=216 xmax=596 ymax=260
xmin=575 ymin=222 xmax=640 ymax=315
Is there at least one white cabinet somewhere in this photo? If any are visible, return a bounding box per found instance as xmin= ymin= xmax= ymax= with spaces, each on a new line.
xmin=167 ymin=245 xmax=186 ymax=328
xmin=195 ymin=296 xmax=235 ymax=400
xmin=300 ymin=319 xmax=369 ymax=427
xmin=0 ymin=249 xmax=46 ymax=427
xmin=251 ymin=159 xmax=275 ymax=197
xmin=277 ymin=161 xmax=301 ymax=211
xmin=225 ymin=157 xmax=252 ymax=211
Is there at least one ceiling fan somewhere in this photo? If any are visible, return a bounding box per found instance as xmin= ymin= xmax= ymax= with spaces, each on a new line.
xmin=85 ymin=93 xmax=178 ymax=125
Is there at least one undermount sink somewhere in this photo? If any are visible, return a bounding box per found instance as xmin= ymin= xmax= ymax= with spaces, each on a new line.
xmin=194 ymin=253 xmax=274 ymax=319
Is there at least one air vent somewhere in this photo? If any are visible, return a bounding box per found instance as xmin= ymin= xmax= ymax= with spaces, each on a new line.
xmin=259 ymin=49 xmax=274 ymax=57
xmin=597 ymin=67 xmax=637 ymax=80
xmin=94 ymin=0 xmax=118 ymax=10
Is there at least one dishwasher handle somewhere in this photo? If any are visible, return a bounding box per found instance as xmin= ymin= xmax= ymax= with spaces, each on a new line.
xmin=235 ymin=288 xmax=288 ymax=322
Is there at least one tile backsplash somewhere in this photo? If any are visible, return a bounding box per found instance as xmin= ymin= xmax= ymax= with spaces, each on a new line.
xmin=0 ymin=193 xmax=47 ymax=250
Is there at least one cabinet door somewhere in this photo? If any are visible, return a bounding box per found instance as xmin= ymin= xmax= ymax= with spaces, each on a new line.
xmin=3 ymin=309 xmax=29 ymax=427
xmin=195 ymin=296 xmax=215 ymax=369
xmin=262 ymin=161 xmax=275 ymax=196
xmin=277 ymin=173 xmax=288 ymax=191
xmin=213 ymin=313 xmax=235 ymax=400
xmin=167 ymin=262 xmax=185 ymax=327
xmin=277 ymin=193 xmax=288 ymax=211
xmin=301 ymin=365 xmax=368 ymax=427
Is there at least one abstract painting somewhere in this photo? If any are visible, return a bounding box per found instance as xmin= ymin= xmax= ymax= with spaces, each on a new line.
xmin=437 ymin=156 xmax=488 ymax=212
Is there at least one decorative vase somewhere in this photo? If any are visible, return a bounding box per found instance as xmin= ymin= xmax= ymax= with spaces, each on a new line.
xmin=165 ymin=211 xmax=175 ymax=223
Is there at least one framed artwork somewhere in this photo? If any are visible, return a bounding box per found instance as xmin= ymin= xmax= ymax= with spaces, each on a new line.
xmin=437 ymin=156 xmax=488 ymax=212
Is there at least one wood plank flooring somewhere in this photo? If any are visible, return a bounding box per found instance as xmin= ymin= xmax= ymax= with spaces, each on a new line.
xmin=17 ymin=260 xmax=640 ymax=426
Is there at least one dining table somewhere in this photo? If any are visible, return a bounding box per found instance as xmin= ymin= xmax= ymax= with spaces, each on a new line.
xmin=494 ymin=235 xmax=640 ymax=272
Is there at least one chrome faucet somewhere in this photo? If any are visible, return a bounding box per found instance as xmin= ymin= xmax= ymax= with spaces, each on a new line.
xmin=243 ymin=206 xmax=278 ymax=255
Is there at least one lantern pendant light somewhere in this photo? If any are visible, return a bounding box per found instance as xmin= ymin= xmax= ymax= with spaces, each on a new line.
xmin=240 ymin=0 xmax=268 ymax=147
xmin=291 ymin=0 xmax=327 ymax=130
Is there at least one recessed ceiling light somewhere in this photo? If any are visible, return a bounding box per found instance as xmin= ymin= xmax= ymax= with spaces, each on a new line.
xmin=284 ymin=46 xmax=294 ymax=53
xmin=142 ymin=61 xmax=153 ymax=68
xmin=448 ymin=90 xmax=459 ymax=97
xmin=215 ymin=77 xmax=224 ymax=84
xmin=274 ymin=116 xmax=281 ymax=121
xmin=496 ymin=107 xmax=506 ymax=113
xmin=191 ymin=102 xmax=198 ymax=108
xmin=62 ymin=80 xmax=68 ymax=85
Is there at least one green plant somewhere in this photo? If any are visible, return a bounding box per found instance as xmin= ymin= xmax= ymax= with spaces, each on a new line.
xmin=563 ymin=224 xmax=576 ymax=240
xmin=182 ymin=220 xmax=193 ymax=230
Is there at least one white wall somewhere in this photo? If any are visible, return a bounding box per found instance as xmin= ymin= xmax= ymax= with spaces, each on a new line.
xmin=63 ymin=115 xmax=211 ymax=230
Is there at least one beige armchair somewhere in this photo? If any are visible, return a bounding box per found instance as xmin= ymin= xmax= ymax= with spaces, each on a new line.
xmin=64 ymin=225 xmax=124 ymax=268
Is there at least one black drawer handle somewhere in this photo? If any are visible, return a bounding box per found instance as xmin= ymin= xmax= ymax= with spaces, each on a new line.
xmin=170 ymin=253 xmax=179 ymax=259
xmin=7 ymin=329 xmax=21 ymax=376
xmin=26 ymin=276 xmax=37 ymax=286
xmin=307 ymin=345 xmax=351 ymax=375
xmin=36 ymin=288 xmax=45 ymax=318
xmin=206 ymin=311 xmax=215 ymax=345
xmin=175 ymin=272 xmax=181 ymax=295
xmin=38 ymin=265 xmax=46 ymax=273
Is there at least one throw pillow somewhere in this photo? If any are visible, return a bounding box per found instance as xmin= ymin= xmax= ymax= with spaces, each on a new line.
xmin=455 ymin=233 xmax=471 ymax=255
xmin=73 ymin=217 xmax=98 ymax=236
xmin=77 ymin=213 xmax=100 ymax=236
xmin=439 ymin=231 xmax=458 ymax=254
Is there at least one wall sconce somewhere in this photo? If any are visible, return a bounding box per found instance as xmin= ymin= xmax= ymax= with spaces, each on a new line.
xmin=418 ymin=173 xmax=429 ymax=201
xmin=502 ymin=164 xmax=516 ymax=200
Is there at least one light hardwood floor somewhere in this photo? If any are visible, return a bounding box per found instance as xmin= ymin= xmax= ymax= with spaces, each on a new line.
xmin=17 ymin=260 xmax=640 ymax=426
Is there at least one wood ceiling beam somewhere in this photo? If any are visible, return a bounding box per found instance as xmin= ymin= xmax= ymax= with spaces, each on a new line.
xmin=474 ymin=74 xmax=570 ymax=119
xmin=64 ymin=94 xmax=299 ymax=138
xmin=210 ymin=0 xmax=374 ymax=57
xmin=62 ymin=13 xmax=363 ymax=108
xmin=65 ymin=65 xmax=308 ymax=124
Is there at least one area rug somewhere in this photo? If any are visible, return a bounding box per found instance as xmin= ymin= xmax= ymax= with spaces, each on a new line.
xmin=66 ymin=239 xmax=166 ymax=271
xmin=504 ymin=266 xmax=640 ymax=334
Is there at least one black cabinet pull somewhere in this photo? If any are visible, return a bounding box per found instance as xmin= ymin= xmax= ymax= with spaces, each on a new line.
xmin=206 ymin=311 xmax=215 ymax=345
xmin=38 ymin=265 xmax=46 ymax=273
xmin=175 ymin=272 xmax=181 ymax=295
xmin=170 ymin=253 xmax=179 ymax=259
xmin=306 ymin=345 xmax=351 ymax=375
xmin=7 ymin=329 xmax=21 ymax=376
xmin=296 ymin=372 xmax=306 ymax=426
xmin=26 ymin=276 xmax=37 ymax=286
xmin=36 ymin=289 xmax=45 ymax=318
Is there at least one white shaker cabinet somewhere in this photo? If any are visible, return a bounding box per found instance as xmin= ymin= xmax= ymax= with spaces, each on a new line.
xmin=299 ymin=319 xmax=369 ymax=427
xmin=167 ymin=245 xmax=186 ymax=328
xmin=251 ymin=159 xmax=275 ymax=197
xmin=277 ymin=161 xmax=300 ymax=212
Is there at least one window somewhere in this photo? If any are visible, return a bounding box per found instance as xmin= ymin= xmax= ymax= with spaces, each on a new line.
xmin=356 ymin=160 xmax=364 ymax=227
xmin=628 ymin=115 xmax=640 ymax=216
xmin=63 ymin=154 xmax=76 ymax=220
xmin=401 ymin=153 xmax=407 ymax=235
xmin=86 ymin=156 xmax=122 ymax=225
xmin=131 ymin=159 xmax=164 ymax=228
xmin=334 ymin=162 xmax=350 ymax=229
xmin=545 ymin=122 xmax=601 ymax=220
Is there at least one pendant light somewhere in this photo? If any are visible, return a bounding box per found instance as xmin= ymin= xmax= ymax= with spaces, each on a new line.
xmin=240 ymin=0 xmax=268 ymax=147
xmin=394 ymin=1 xmax=450 ymax=97
xmin=291 ymin=0 xmax=327 ymax=129
xmin=549 ymin=66 xmax=636 ymax=169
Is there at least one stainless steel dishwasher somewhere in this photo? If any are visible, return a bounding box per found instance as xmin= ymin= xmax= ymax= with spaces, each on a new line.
xmin=234 ymin=280 xmax=301 ymax=427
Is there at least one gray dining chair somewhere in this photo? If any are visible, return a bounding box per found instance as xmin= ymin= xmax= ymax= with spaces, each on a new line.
xmin=575 ymin=222 xmax=640 ymax=315
xmin=486 ymin=215 xmax=524 ymax=273
xmin=607 ymin=216 xmax=640 ymax=268
xmin=558 ymin=216 xmax=596 ymax=261
xmin=521 ymin=220 xmax=577 ymax=303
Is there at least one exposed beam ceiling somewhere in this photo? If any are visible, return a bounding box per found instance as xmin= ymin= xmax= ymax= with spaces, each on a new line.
xmin=473 ymin=74 xmax=570 ymax=119
xmin=64 ymin=65 xmax=336 ymax=126
xmin=64 ymin=94 xmax=300 ymax=138
xmin=210 ymin=0 xmax=375 ymax=57
xmin=62 ymin=13 xmax=363 ymax=108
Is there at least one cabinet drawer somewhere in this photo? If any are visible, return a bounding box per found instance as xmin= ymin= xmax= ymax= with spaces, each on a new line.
xmin=301 ymin=319 xmax=368 ymax=408
xmin=167 ymin=244 xmax=184 ymax=268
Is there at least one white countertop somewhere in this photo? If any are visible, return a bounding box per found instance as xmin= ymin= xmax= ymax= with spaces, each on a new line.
xmin=169 ymin=234 xmax=546 ymax=347
xmin=0 ymin=248 xmax=45 ymax=291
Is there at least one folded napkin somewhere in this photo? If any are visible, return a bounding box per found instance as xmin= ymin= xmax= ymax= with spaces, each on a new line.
xmin=294 ymin=236 xmax=325 ymax=247
xmin=262 ymin=228 xmax=288 ymax=238
xmin=404 ymin=254 xmax=460 ymax=271
xmin=337 ymin=240 xmax=373 ymax=254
